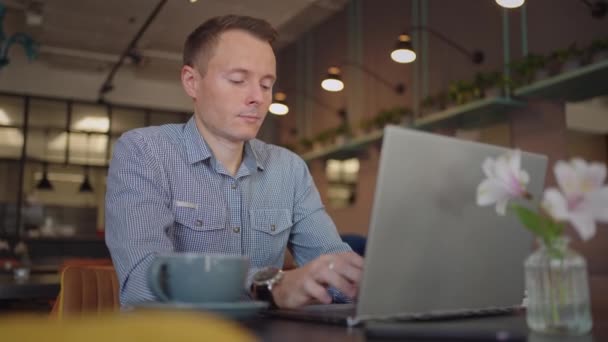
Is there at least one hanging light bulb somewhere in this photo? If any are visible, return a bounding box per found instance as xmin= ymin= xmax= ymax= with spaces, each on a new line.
xmin=391 ymin=34 xmax=416 ymax=64
xmin=79 ymin=166 xmax=94 ymax=193
xmin=36 ymin=129 xmax=53 ymax=191
xmin=269 ymin=92 xmax=289 ymax=115
xmin=36 ymin=162 xmax=53 ymax=191
xmin=79 ymin=175 xmax=94 ymax=192
xmin=495 ymin=0 xmax=525 ymax=9
xmin=78 ymin=134 xmax=94 ymax=193
xmin=321 ymin=67 xmax=344 ymax=92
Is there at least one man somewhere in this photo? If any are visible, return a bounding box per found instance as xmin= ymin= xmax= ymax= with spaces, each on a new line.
xmin=105 ymin=15 xmax=363 ymax=309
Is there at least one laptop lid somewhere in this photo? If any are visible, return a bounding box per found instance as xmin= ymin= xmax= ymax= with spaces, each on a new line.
xmin=354 ymin=125 xmax=548 ymax=323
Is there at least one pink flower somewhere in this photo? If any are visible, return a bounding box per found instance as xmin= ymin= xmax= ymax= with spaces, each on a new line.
xmin=477 ymin=150 xmax=530 ymax=215
xmin=542 ymin=159 xmax=608 ymax=241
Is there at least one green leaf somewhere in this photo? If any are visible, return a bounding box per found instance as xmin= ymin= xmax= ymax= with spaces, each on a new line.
xmin=544 ymin=220 xmax=565 ymax=245
xmin=510 ymin=204 xmax=550 ymax=241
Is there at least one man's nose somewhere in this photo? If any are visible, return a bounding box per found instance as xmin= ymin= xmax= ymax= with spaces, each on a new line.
xmin=246 ymin=83 xmax=264 ymax=105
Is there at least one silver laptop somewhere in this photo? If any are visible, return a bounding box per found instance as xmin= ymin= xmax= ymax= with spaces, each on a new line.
xmin=267 ymin=125 xmax=548 ymax=326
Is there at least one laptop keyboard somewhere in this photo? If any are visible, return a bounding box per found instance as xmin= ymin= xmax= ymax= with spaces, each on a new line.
xmin=266 ymin=304 xmax=521 ymax=327
xmin=264 ymin=304 xmax=356 ymax=324
xmin=348 ymin=306 xmax=523 ymax=326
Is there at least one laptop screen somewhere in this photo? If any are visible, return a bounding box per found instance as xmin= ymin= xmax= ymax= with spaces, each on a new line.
xmin=356 ymin=126 xmax=548 ymax=319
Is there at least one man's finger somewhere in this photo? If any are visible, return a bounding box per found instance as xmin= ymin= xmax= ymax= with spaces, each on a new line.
xmin=303 ymin=278 xmax=332 ymax=304
xmin=315 ymin=265 xmax=357 ymax=298
xmin=341 ymin=252 xmax=364 ymax=269
xmin=332 ymin=262 xmax=363 ymax=285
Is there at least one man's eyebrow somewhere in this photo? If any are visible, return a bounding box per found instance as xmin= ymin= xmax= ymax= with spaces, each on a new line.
xmin=227 ymin=68 xmax=276 ymax=81
xmin=227 ymin=68 xmax=248 ymax=74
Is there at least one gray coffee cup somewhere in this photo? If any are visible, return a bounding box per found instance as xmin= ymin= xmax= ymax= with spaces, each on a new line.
xmin=147 ymin=253 xmax=249 ymax=303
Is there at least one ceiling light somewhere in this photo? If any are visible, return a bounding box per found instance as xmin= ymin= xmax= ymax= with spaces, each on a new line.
xmin=390 ymin=34 xmax=416 ymax=64
xmin=79 ymin=167 xmax=94 ymax=193
xmin=24 ymin=1 xmax=44 ymax=26
xmin=36 ymin=163 xmax=53 ymax=191
xmin=269 ymin=92 xmax=289 ymax=115
xmin=321 ymin=67 xmax=344 ymax=92
xmin=0 ymin=109 xmax=11 ymax=125
xmin=73 ymin=117 xmax=109 ymax=132
xmin=495 ymin=0 xmax=525 ymax=9
xmin=25 ymin=10 xmax=43 ymax=26
xmin=79 ymin=178 xmax=94 ymax=192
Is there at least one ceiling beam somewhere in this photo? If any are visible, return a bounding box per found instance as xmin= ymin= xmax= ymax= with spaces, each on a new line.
xmin=98 ymin=0 xmax=168 ymax=101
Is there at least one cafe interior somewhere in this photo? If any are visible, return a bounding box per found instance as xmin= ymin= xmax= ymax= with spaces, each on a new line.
xmin=0 ymin=0 xmax=607 ymax=340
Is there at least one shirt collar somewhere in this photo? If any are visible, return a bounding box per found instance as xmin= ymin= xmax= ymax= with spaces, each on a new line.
xmin=244 ymin=140 xmax=265 ymax=172
xmin=183 ymin=116 xmax=265 ymax=172
xmin=183 ymin=116 xmax=213 ymax=165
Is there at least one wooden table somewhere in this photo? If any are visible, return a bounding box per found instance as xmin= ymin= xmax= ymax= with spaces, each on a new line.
xmin=242 ymin=277 xmax=608 ymax=341
xmin=244 ymin=310 xmax=607 ymax=342
xmin=0 ymin=274 xmax=60 ymax=300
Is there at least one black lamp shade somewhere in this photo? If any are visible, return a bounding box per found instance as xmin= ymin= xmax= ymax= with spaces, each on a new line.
xmin=36 ymin=163 xmax=53 ymax=191
xmin=395 ymin=39 xmax=414 ymax=52
xmin=36 ymin=175 xmax=53 ymax=190
xmin=79 ymin=175 xmax=94 ymax=193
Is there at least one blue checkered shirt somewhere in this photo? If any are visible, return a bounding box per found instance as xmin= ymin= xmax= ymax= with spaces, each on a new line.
xmin=105 ymin=117 xmax=352 ymax=305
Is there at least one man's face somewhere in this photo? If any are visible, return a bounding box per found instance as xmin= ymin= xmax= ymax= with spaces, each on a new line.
xmin=183 ymin=30 xmax=276 ymax=144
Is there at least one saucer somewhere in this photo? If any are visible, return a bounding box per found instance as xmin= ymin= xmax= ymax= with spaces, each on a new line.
xmin=133 ymin=301 xmax=269 ymax=319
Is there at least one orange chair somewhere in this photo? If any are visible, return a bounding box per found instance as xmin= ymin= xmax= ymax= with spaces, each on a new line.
xmin=51 ymin=265 xmax=120 ymax=318
xmin=57 ymin=258 xmax=113 ymax=271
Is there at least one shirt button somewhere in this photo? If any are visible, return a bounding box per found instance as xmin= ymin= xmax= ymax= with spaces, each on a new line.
xmin=231 ymin=183 xmax=237 ymax=189
xmin=195 ymin=220 xmax=203 ymax=227
xmin=270 ymin=224 xmax=276 ymax=232
xmin=233 ymin=227 xmax=240 ymax=233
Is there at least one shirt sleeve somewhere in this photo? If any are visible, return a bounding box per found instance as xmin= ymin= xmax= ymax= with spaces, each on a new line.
xmin=288 ymin=157 xmax=353 ymax=303
xmin=105 ymin=131 xmax=174 ymax=305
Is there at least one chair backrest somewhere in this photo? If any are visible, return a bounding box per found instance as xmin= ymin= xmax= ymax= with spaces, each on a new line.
xmin=340 ymin=234 xmax=367 ymax=256
xmin=58 ymin=258 xmax=114 ymax=271
xmin=53 ymin=265 xmax=120 ymax=318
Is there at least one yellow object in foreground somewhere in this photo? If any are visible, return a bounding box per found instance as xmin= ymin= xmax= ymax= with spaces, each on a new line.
xmin=1 ymin=310 xmax=257 ymax=342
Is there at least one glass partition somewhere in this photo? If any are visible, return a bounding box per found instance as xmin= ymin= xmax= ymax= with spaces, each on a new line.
xmin=0 ymin=160 xmax=21 ymax=236
xmin=26 ymin=128 xmax=66 ymax=163
xmin=0 ymin=92 xmax=189 ymax=238
xmin=0 ymin=96 xmax=24 ymax=159
xmin=0 ymin=95 xmax=24 ymax=127
xmin=72 ymin=104 xmax=109 ymax=133
xmin=150 ymin=111 xmax=189 ymax=125
xmin=29 ymin=99 xmax=67 ymax=130
xmin=111 ymin=108 xmax=146 ymax=134
xmin=68 ymin=133 xmax=108 ymax=166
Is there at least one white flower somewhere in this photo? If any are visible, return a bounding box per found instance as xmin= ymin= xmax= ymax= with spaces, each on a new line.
xmin=542 ymin=159 xmax=608 ymax=241
xmin=476 ymin=150 xmax=530 ymax=215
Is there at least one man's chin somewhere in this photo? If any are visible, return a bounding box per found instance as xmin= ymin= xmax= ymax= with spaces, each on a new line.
xmin=231 ymin=130 xmax=260 ymax=142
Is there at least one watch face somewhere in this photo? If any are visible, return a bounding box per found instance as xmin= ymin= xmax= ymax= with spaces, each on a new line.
xmin=253 ymin=267 xmax=280 ymax=283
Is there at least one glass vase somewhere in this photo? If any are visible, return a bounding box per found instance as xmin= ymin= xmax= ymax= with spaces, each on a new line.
xmin=524 ymin=237 xmax=592 ymax=335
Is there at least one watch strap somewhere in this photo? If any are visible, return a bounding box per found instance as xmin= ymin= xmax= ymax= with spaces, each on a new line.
xmin=252 ymin=269 xmax=283 ymax=308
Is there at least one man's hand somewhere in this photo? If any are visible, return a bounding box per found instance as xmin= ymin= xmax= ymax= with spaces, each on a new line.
xmin=271 ymin=252 xmax=364 ymax=309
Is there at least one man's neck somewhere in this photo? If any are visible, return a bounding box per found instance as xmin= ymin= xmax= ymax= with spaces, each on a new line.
xmin=194 ymin=118 xmax=244 ymax=177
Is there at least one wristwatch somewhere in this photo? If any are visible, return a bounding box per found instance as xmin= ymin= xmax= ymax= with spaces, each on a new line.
xmin=251 ymin=266 xmax=284 ymax=308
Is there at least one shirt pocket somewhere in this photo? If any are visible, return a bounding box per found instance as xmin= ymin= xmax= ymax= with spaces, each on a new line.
xmin=250 ymin=209 xmax=292 ymax=236
xmin=173 ymin=203 xmax=226 ymax=232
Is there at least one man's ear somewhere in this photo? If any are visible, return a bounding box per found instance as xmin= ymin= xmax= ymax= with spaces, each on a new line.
xmin=181 ymin=65 xmax=199 ymax=99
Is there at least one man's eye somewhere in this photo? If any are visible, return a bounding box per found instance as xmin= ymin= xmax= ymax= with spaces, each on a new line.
xmin=230 ymin=79 xmax=245 ymax=84
xmin=261 ymin=84 xmax=272 ymax=90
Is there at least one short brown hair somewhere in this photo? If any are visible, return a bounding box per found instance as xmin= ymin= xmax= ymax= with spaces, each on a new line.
xmin=183 ymin=15 xmax=278 ymax=71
